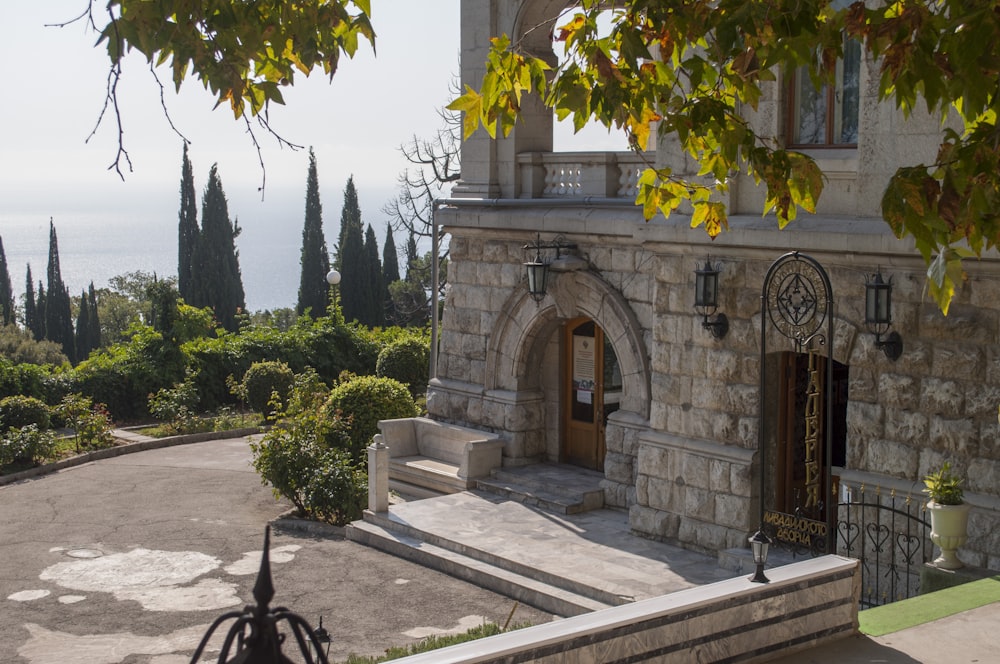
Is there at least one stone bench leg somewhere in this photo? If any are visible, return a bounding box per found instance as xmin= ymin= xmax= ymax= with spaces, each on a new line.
xmin=368 ymin=437 xmax=389 ymax=513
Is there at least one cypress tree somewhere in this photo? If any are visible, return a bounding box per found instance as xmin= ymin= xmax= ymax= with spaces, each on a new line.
xmin=0 ymin=236 xmax=13 ymax=326
xmin=334 ymin=176 xmax=362 ymax=272
xmin=24 ymin=266 xmax=37 ymax=336
xmin=381 ymin=226 xmax=400 ymax=323
xmin=177 ymin=143 xmax=198 ymax=301
xmin=338 ymin=210 xmax=365 ymax=324
xmin=75 ymin=288 xmax=92 ymax=361
xmin=35 ymin=282 xmax=46 ymax=342
xmin=362 ymin=224 xmax=383 ymax=327
xmin=296 ymin=149 xmax=331 ymax=317
xmin=189 ymin=165 xmax=246 ymax=332
xmin=88 ymin=282 xmax=102 ymax=350
xmin=405 ymin=231 xmax=419 ymax=283
xmin=45 ymin=220 xmax=75 ymax=362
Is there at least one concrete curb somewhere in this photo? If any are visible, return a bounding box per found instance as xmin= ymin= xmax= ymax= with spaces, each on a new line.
xmin=271 ymin=508 xmax=347 ymax=539
xmin=0 ymin=427 xmax=264 ymax=487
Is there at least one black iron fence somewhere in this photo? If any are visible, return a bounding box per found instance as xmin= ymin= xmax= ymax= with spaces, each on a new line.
xmin=835 ymin=481 xmax=932 ymax=608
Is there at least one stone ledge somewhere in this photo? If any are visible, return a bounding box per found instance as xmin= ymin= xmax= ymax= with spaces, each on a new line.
xmin=385 ymin=555 xmax=860 ymax=664
xmin=638 ymin=430 xmax=756 ymax=465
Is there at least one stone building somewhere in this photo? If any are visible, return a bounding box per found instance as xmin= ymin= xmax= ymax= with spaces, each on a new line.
xmin=426 ymin=0 xmax=1000 ymax=572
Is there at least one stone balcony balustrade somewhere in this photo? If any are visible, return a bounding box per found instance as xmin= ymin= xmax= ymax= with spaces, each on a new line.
xmin=517 ymin=151 xmax=652 ymax=199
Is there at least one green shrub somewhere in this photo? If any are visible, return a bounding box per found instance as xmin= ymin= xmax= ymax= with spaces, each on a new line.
xmin=148 ymin=376 xmax=201 ymax=435
xmin=376 ymin=337 xmax=430 ymax=395
xmin=55 ymin=394 xmax=114 ymax=453
xmin=324 ymin=375 xmax=418 ymax=459
xmin=0 ymin=395 xmax=51 ymax=433
xmin=74 ymin=325 xmax=186 ymax=419
xmin=0 ymin=425 xmax=58 ymax=467
xmin=250 ymin=388 xmax=366 ymax=525
xmin=239 ymin=361 xmax=295 ymax=419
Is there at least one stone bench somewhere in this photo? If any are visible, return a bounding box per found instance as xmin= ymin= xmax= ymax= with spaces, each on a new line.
xmin=374 ymin=417 xmax=504 ymax=495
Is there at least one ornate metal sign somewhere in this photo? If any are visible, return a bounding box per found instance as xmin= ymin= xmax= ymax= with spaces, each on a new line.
xmin=765 ymin=254 xmax=829 ymax=352
xmin=757 ymin=252 xmax=835 ymax=555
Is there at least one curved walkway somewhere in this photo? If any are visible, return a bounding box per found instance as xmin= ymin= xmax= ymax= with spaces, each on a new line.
xmin=0 ymin=435 xmax=552 ymax=664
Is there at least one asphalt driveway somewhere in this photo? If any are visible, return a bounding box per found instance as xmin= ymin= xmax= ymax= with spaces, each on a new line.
xmin=0 ymin=437 xmax=552 ymax=664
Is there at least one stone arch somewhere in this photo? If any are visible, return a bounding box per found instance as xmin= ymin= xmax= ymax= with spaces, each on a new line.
xmin=485 ymin=269 xmax=651 ymax=419
xmin=755 ymin=312 xmax=861 ymax=366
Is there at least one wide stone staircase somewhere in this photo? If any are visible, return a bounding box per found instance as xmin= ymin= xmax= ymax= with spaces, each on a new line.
xmin=345 ymin=463 xmax=733 ymax=617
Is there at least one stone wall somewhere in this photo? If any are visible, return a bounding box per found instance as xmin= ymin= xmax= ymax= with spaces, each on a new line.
xmin=434 ymin=204 xmax=1000 ymax=568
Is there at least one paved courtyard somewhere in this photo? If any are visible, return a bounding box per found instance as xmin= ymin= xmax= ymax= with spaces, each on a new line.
xmin=0 ymin=437 xmax=552 ymax=663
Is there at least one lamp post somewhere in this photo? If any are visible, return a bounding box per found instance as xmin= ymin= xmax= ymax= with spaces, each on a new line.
xmin=748 ymin=528 xmax=772 ymax=584
xmin=310 ymin=616 xmax=332 ymax=661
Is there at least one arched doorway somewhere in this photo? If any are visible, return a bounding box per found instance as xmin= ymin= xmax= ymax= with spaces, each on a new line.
xmin=562 ymin=318 xmax=622 ymax=471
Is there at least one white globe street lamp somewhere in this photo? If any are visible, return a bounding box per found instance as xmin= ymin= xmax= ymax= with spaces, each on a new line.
xmin=326 ymin=269 xmax=341 ymax=286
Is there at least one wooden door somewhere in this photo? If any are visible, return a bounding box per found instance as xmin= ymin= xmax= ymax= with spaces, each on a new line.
xmin=563 ymin=319 xmax=620 ymax=471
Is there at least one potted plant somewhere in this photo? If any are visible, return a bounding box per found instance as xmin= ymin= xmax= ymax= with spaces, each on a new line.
xmin=923 ymin=462 xmax=971 ymax=569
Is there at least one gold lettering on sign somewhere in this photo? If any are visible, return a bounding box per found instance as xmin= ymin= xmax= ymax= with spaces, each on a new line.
xmin=803 ymin=351 xmax=821 ymax=508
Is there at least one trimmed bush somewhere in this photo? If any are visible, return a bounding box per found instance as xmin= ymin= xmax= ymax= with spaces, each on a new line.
xmin=324 ymin=375 xmax=418 ymax=459
xmin=250 ymin=395 xmax=366 ymax=526
xmin=0 ymin=395 xmax=51 ymax=433
xmin=376 ymin=337 xmax=430 ymax=395
xmin=240 ymin=360 xmax=295 ymax=419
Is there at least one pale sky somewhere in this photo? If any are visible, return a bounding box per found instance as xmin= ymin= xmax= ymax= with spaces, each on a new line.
xmin=2 ymin=0 xmax=462 ymax=217
xmin=0 ymin=1 xmax=462 ymax=309
xmin=0 ymin=2 xmax=623 ymax=311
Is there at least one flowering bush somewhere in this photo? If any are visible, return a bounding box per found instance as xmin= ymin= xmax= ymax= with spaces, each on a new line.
xmin=0 ymin=425 xmax=57 ymax=468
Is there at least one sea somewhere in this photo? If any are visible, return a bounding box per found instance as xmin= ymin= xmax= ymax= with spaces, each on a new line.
xmin=2 ymin=199 xmax=395 ymax=315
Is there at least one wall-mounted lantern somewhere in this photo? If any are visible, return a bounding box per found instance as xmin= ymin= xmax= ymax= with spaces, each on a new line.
xmin=523 ymin=234 xmax=581 ymax=302
xmin=864 ymin=270 xmax=902 ymax=361
xmin=694 ymin=259 xmax=729 ymax=339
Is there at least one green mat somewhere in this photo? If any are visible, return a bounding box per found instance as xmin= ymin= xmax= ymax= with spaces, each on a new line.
xmin=859 ymin=575 xmax=1000 ymax=637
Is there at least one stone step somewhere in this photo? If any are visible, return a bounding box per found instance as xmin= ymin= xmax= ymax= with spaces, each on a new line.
xmin=476 ymin=465 xmax=605 ymax=515
xmin=389 ymin=456 xmax=468 ymax=494
xmin=345 ymin=516 xmax=613 ymax=617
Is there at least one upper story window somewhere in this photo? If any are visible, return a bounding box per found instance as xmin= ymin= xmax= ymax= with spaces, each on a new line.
xmin=787 ymin=30 xmax=861 ymax=147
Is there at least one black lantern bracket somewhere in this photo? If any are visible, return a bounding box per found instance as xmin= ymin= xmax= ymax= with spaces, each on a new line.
xmin=864 ymin=269 xmax=903 ymax=361
xmin=694 ymin=258 xmax=729 ymax=339
xmin=189 ymin=526 xmax=332 ymax=663
xmin=523 ymin=234 xmax=583 ymax=302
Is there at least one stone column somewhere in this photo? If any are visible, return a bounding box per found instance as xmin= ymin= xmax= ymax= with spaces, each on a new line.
xmin=368 ymin=435 xmax=389 ymax=513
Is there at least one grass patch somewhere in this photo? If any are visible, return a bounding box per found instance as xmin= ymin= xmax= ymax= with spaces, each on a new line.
xmin=338 ymin=621 xmax=530 ymax=663
xmin=859 ymin=575 xmax=1000 ymax=636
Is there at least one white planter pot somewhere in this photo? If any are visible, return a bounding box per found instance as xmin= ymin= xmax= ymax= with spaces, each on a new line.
xmin=927 ymin=501 xmax=971 ymax=570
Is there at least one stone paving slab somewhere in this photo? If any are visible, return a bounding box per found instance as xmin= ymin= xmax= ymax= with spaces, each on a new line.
xmin=372 ymin=490 xmax=735 ymax=604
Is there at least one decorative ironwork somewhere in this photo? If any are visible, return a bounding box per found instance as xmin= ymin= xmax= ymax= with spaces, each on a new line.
xmin=758 ymin=252 xmax=836 ymax=554
xmin=837 ymin=482 xmax=932 ymax=608
xmin=765 ymin=255 xmax=829 ymax=350
xmin=189 ymin=526 xmax=332 ymax=663
xmin=802 ymin=351 xmax=823 ymax=510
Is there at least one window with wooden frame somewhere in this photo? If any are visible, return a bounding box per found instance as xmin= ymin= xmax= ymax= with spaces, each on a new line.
xmin=787 ymin=34 xmax=861 ymax=148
